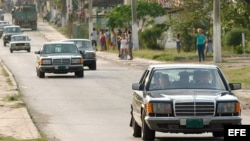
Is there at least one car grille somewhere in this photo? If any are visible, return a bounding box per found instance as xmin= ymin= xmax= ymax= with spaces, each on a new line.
xmin=174 ymin=102 xmax=215 ymax=116
xmin=53 ymin=58 xmax=71 ymax=65
xmin=15 ymin=43 xmax=25 ymax=46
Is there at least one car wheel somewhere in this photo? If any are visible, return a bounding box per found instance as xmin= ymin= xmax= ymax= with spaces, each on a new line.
xmin=89 ymin=62 xmax=96 ymax=70
xmin=10 ymin=49 xmax=13 ymax=53
xmin=27 ymin=49 xmax=30 ymax=52
xmin=141 ymin=111 xmax=155 ymax=141
xmin=75 ymin=70 xmax=84 ymax=78
xmin=37 ymin=69 xmax=45 ymax=78
xmin=212 ymin=132 xmax=224 ymax=137
xmin=132 ymin=116 xmax=141 ymax=137
xmin=4 ymin=41 xmax=6 ymax=46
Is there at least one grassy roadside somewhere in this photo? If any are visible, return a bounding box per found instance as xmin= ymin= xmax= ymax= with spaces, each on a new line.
xmin=0 ymin=61 xmax=47 ymax=141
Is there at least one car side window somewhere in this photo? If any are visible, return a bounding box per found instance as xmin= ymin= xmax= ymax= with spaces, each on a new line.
xmin=138 ymin=70 xmax=150 ymax=90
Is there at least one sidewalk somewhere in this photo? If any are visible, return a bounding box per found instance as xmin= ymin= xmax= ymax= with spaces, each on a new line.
xmin=0 ymin=60 xmax=40 ymax=140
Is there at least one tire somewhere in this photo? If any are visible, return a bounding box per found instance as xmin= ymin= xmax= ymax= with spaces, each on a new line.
xmin=10 ymin=49 xmax=13 ymax=53
xmin=212 ymin=132 xmax=224 ymax=137
xmin=4 ymin=41 xmax=6 ymax=46
xmin=75 ymin=70 xmax=84 ymax=78
xmin=27 ymin=49 xmax=30 ymax=52
xmin=132 ymin=116 xmax=141 ymax=137
xmin=142 ymin=112 xmax=155 ymax=141
xmin=37 ymin=68 xmax=45 ymax=78
xmin=89 ymin=62 xmax=96 ymax=70
xmin=31 ymin=23 xmax=37 ymax=30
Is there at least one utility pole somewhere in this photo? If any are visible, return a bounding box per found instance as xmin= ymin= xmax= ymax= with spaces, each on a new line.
xmin=131 ymin=0 xmax=139 ymax=50
xmin=67 ymin=0 xmax=73 ymax=18
xmin=88 ymin=0 xmax=93 ymax=40
xmin=213 ymin=0 xmax=222 ymax=63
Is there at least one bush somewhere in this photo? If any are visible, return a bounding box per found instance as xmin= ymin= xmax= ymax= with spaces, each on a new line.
xmin=235 ymin=45 xmax=243 ymax=54
xmin=139 ymin=24 xmax=168 ymax=50
xmin=223 ymin=28 xmax=250 ymax=48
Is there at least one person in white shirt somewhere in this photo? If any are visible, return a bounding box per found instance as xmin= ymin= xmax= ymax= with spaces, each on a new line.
xmin=120 ymin=33 xmax=128 ymax=60
xmin=90 ymin=28 xmax=98 ymax=50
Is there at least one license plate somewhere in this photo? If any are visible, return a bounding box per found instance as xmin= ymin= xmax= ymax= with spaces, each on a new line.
xmin=57 ymin=66 xmax=66 ymax=70
xmin=18 ymin=45 xmax=23 ymax=49
xmin=186 ymin=119 xmax=203 ymax=129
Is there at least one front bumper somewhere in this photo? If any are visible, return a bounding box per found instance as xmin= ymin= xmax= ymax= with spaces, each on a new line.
xmin=145 ymin=116 xmax=242 ymax=133
xmin=10 ymin=45 xmax=30 ymax=51
xmin=83 ymin=58 xmax=96 ymax=66
xmin=38 ymin=65 xmax=83 ymax=74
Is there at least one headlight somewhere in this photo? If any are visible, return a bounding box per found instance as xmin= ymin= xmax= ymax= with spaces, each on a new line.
xmin=216 ymin=102 xmax=241 ymax=114
xmin=72 ymin=58 xmax=83 ymax=64
xmin=146 ymin=102 xmax=172 ymax=115
xmin=40 ymin=59 xmax=52 ymax=65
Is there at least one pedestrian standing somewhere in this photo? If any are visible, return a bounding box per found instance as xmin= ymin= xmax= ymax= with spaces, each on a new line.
xmin=104 ymin=29 xmax=110 ymax=50
xmin=127 ymin=30 xmax=133 ymax=60
xmin=176 ymin=33 xmax=181 ymax=53
xmin=99 ymin=31 xmax=106 ymax=51
xmin=205 ymin=31 xmax=213 ymax=56
xmin=117 ymin=29 xmax=122 ymax=57
xmin=120 ymin=33 xmax=128 ymax=60
xmin=195 ymin=28 xmax=206 ymax=62
xmin=90 ymin=28 xmax=98 ymax=51
xmin=110 ymin=29 xmax=117 ymax=50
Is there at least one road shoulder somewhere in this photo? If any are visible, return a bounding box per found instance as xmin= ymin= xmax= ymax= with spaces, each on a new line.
xmin=0 ymin=59 xmax=40 ymax=140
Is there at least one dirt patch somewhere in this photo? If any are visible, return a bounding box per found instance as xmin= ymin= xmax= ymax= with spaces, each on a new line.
xmin=234 ymin=90 xmax=250 ymax=110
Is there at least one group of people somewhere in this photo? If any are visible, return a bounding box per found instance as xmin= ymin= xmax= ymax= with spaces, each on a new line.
xmin=175 ymin=28 xmax=213 ymax=62
xmin=117 ymin=29 xmax=133 ymax=60
xmin=90 ymin=28 xmax=134 ymax=60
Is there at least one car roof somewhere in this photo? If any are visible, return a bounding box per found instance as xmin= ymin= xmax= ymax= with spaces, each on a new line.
xmin=0 ymin=22 xmax=9 ymax=24
xmin=148 ymin=64 xmax=219 ymax=70
xmin=43 ymin=41 xmax=76 ymax=45
xmin=4 ymin=25 xmax=21 ymax=28
xmin=62 ymin=39 xmax=90 ymax=42
xmin=11 ymin=34 xmax=29 ymax=37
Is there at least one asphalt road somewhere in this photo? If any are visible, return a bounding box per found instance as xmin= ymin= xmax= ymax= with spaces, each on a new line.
xmin=0 ymin=12 xmax=249 ymax=141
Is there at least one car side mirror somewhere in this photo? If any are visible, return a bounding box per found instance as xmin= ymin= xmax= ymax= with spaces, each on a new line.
xmin=132 ymin=83 xmax=141 ymax=90
xmin=229 ymin=83 xmax=241 ymax=90
xmin=34 ymin=51 xmax=40 ymax=54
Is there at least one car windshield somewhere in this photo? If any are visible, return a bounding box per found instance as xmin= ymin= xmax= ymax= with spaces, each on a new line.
xmin=11 ymin=36 xmax=29 ymax=41
xmin=148 ymin=68 xmax=226 ymax=90
xmin=41 ymin=44 xmax=78 ymax=54
xmin=5 ymin=27 xmax=21 ymax=33
xmin=71 ymin=40 xmax=92 ymax=50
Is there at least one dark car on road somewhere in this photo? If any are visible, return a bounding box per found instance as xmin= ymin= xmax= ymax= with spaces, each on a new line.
xmin=130 ymin=64 xmax=242 ymax=141
xmin=0 ymin=23 xmax=10 ymax=38
xmin=34 ymin=42 xmax=84 ymax=78
xmin=2 ymin=25 xmax=22 ymax=46
xmin=62 ymin=39 xmax=97 ymax=70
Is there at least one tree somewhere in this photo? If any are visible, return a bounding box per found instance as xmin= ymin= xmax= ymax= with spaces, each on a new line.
xmin=106 ymin=4 xmax=131 ymax=30
xmin=167 ymin=0 xmax=213 ymax=52
xmin=106 ymin=0 xmax=166 ymax=30
xmin=221 ymin=0 xmax=250 ymax=31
